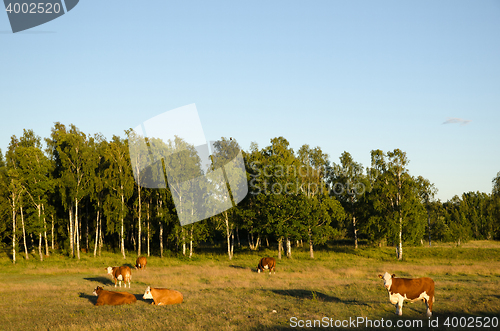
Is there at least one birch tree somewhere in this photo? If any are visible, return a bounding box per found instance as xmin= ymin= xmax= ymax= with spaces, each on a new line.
xmin=104 ymin=135 xmax=134 ymax=259
xmin=329 ymin=151 xmax=370 ymax=249
xmin=16 ymin=130 xmax=54 ymax=260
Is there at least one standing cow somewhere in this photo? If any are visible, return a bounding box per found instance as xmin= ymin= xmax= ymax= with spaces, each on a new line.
xmin=257 ymin=257 xmax=276 ymax=274
xmin=143 ymin=286 xmax=183 ymax=305
xmin=135 ymin=256 xmax=147 ymax=270
xmin=92 ymin=286 xmax=137 ymax=306
xmin=106 ymin=266 xmax=132 ymax=288
xmin=378 ymin=272 xmax=435 ymax=317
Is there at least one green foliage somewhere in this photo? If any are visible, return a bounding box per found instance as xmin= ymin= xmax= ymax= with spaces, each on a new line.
xmin=1 ymin=124 xmax=500 ymax=263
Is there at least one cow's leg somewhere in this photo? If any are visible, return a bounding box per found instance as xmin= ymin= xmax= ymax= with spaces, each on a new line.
xmin=114 ymin=280 xmax=117 ymax=287
xmin=426 ymin=297 xmax=433 ymax=317
xmin=396 ymin=297 xmax=404 ymax=316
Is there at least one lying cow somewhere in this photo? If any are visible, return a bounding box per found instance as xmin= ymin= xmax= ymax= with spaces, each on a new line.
xmin=257 ymin=257 xmax=276 ymax=274
xmin=106 ymin=266 xmax=132 ymax=288
xmin=135 ymin=256 xmax=147 ymax=270
xmin=92 ymin=286 xmax=137 ymax=306
xmin=378 ymin=272 xmax=435 ymax=317
xmin=143 ymin=286 xmax=183 ymax=305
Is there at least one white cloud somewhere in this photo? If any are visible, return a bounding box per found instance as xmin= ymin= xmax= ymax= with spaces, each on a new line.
xmin=442 ymin=117 xmax=471 ymax=125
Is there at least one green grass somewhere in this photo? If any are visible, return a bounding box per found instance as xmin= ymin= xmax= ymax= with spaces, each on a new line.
xmin=0 ymin=241 xmax=499 ymax=330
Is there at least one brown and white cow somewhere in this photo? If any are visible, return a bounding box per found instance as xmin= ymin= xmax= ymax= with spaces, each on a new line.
xmin=135 ymin=256 xmax=147 ymax=270
xmin=92 ymin=286 xmax=137 ymax=306
xmin=106 ymin=266 xmax=132 ymax=288
xmin=257 ymin=257 xmax=276 ymax=274
xmin=378 ymin=272 xmax=435 ymax=317
xmin=143 ymin=286 xmax=183 ymax=305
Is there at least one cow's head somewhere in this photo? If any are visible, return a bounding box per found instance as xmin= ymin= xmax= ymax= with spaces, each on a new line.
xmin=143 ymin=286 xmax=153 ymax=300
xmin=378 ymin=272 xmax=395 ymax=290
xmin=92 ymin=286 xmax=103 ymax=296
xmin=105 ymin=266 xmax=113 ymax=275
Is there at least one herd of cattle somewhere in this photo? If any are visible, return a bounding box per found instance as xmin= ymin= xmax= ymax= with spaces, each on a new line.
xmin=94 ymin=256 xmax=435 ymax=316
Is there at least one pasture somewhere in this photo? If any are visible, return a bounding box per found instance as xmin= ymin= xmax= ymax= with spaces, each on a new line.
xmin=0 ymin=241 xmax=499 ymax=330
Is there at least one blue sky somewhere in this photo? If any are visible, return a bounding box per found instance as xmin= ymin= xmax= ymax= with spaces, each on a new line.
xmin=1 ymin=0 xmax=499 ymax=201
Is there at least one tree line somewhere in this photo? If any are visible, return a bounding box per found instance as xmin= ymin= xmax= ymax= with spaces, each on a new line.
xmin=1 ymin=124 xmax=500 ymax=263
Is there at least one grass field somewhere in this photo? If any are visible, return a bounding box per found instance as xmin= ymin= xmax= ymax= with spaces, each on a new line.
xmin=0 ymin=241 xmax=499 ymax=330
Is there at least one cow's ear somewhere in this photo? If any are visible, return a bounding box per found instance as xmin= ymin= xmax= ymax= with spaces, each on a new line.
xmin=378 ymin=274 xmax=383 ymax=279
xmin=392 ymin=274 xmax=396 ymax=278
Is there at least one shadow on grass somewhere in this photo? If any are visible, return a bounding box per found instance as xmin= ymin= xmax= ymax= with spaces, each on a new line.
xmin=79 ymin=292 xmax=97 ymax=305
xmin=84 ymin=276 xmax=114 ymax=286
xmin=229 ymin=265 xmax=248 ymax=270
xmin=270 ymin=289 xmax=369 ymax=306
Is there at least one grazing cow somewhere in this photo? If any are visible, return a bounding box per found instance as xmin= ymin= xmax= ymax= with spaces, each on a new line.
xmin=106 ymin=266 xmax=132 ymax=288
xmin=378 ymin=272 xmax=435 ymax=317
xmin=257 ymin=257 xmax=276 ymax=274
xmin=135 ymin=256 xmax=147 ymax=270
xmin=92 ymin=286 xmax=137 ymax=306
xmin=143 ymin=286 xmax=183 ymax=305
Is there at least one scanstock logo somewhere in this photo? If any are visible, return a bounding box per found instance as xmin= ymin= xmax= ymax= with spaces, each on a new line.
xmin=4 ymin=0 xmax=79 ymax=33
xmin=128 ymin=104 xmax=248 ymax=226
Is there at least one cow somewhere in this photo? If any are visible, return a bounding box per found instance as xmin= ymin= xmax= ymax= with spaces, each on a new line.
xmin=92 ymin=286 xmax=137 ymax=306
xmin=142 ymin=286 xmax=183 ymax=305
xmin=257 ymin=257 xmax=276 ymax=274
xmin=135 ymin=256 xmax=147 ymax=270
xmin=378 ymin=272 xmax=435 ymax=317
xmin=106 ymin=266 xmax=132 ymax=288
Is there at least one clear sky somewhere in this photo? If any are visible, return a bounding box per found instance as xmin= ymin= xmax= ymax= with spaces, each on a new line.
xmin=1 ymin=0 xmax=499 ymax=201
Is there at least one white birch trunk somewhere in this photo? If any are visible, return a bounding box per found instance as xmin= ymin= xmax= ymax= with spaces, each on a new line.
xmin=182 ymin=227 xmax=186 ymax=256
xmin=189 ymin=224 xmax=193 ymax=259
xmin=75 ymin=198 xmax=80 ymax=260
xmin=69 ymin=204 xmax=74 ymax=258
xmin=138 ymin=185 xmax=141 ymax=257
xmin=20 ymin=205 xmax=28 ymax=260
xmin=286 ymin=238 xmax=292 ymax=259
xmin=94 ymin=207 xmax=99 ymax=257
xmin=51 ymin=214 xmax=54 ymax=250
xmin=309 ymin=228 xmax=314 ymax=259
xmin=38 ymin=233 xmax=43 ymax=261
xmin=121 ymin=190 xmax=126 ymax=259
xmin=12 ymin=195 xmax=16 ymax=264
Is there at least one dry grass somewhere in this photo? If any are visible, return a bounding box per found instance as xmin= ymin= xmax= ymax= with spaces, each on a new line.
xmin=0 ymin=243 xmax=499 ymax=330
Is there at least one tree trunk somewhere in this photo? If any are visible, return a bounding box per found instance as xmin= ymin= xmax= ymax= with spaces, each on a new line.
xmin=12 ymin=196 xmax=16 ymax=264
xmin=225 ymin=212 xmax=233 ymax=260
xmin=398 ymin=217 xmax=403 ymax=260
xmin=121 ymin=192 xmax=126 ymax=259
xmin=182 ymin=227 xmax=186 ymax=256
xmin=98 ymin=212 xmax=103 ymax=257
xmin=20 ymin=205 xmax=28 ymax=260
xmin=94 ymin=208 xmax=100 ymax=257
xmin=236 ymin=227 xmax=240 ymax=248
xmin=146 ymin=200 xmax=150 ymax=257
xmin=75 ymin=198 xmax=80 ymax=260
xmin=42 ymin=204 xmax=49 ymax=256
xmin=147 ymin=218 xmax=150 ymax=257
xmin=286 ymin=238 xmax=292 ymax=259
xmin=353 ymin=215 xmax=358 ymax=249
xmin=138 ymin=185 xmax=141 ymax=257
xmin=51 ymin=214 xmax=54 ymax=250
xmin=230 ymin=230 xmax=234 ymax=258
xmin=189 ymin=224 xmax=194 ymax=258
xmin=158 ymin=197 xmax=163 ymax=258
xmin=278 ymin=238 xmax=283 ymax=260
xmin=69 ymin=202 xmax=74 ymax=258
xmin=38 ymin=233 xmax=43 ymax=261
xmin=309 ymin=228 xmax=314 ymax=259
xmin=248 ymin=232 xmax=254 ymax=250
